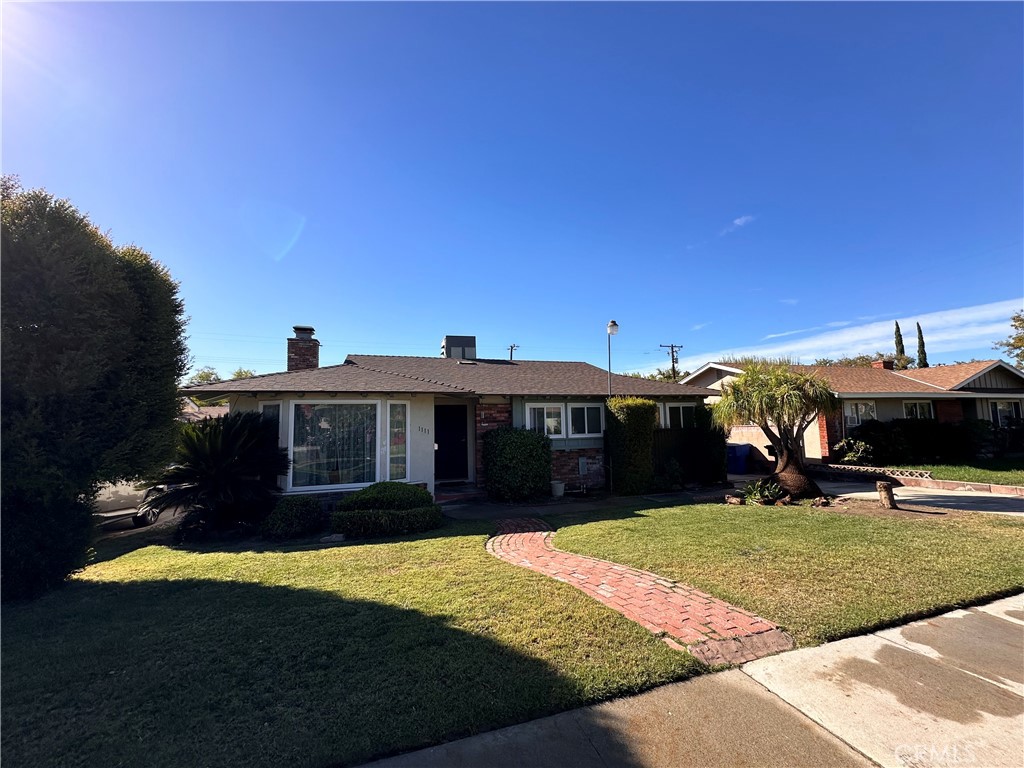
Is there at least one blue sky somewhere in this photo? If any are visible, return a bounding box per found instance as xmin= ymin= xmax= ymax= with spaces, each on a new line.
xmin=4 ymin=2 xmax=1022 ymax=377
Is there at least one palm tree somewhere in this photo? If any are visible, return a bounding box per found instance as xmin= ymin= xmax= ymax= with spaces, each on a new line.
xmin=713 ymin=362 xmax=839 ymax=499
xmin=141 ymin=411 xmax=290 ymax=535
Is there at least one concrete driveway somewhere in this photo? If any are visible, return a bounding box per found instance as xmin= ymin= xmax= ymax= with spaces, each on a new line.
xmin=817 ymin=479 xmax=1024 ymax=515
xmin=362 ymin=595 xmax=1024 ymax=768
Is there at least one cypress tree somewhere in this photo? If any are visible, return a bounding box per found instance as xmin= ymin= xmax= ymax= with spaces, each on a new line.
xmin=894 ymin=321 xmax=905 ymax=358
xmin=916 ymin=323 xmax=929 ymax=368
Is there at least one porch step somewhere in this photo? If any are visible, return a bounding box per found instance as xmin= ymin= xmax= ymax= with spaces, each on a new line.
xmin=434 ymin=484 xmax=488 ymax=506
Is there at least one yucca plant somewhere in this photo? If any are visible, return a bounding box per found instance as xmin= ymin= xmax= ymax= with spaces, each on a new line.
xmin=141 ymin=411 xmax=290 ymax=538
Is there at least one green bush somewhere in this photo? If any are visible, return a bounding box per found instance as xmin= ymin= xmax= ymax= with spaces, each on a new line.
xmin=832 ymin=438 xmax=873 ymax=465
xmin=482 ymin=427 xmax=552 ymax=501
xmin=330 ymin=505 xmax=444 ymax=539
xmin=141 ymin=412 xmax=290 ymax=544
xmin=261 ymin=495 xmax=328 ymax=540
xmin=850 ymin=419 xmax=979 ymax=466
xmin=337 ymin=481 xmax=433 ymax=512
xmin=605 ymin=397 xmax=657 ymax=495
xmin=744 ymin=478 xmax=784 ymax=505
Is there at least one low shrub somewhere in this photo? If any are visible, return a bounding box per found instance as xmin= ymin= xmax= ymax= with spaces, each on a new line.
xmin=831 ymin=438 xmax=873 ymax=465
xmin=743 ymin=478 xmax=784 ymax=505
xmin=482 ymin=427 xmax=552 ymax=501
xmin=330 ymin=505 xmax=444 ymax=539
xmin=261 ymin=495 xmax=328 ymax=540
xmin=337 ymin=481 xmax=433 ymax=512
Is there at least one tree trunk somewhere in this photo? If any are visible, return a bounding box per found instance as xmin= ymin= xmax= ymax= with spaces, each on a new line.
xmin=877 ymin=481 xmax=898 ymax=509
xmin=769 ymin=434 xmax=824 ymax=499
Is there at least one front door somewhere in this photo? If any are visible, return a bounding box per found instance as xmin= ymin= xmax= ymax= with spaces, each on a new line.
xmin=435 ymin=404 xmax=469 ymax=481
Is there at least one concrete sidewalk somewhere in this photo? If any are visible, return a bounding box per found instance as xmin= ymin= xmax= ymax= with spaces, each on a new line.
xmin=363 ymin=594 xmax=1024 ymax=768
xmin=729 ymin=473 xmax=1024 ymax=515
xmin=817 ymin=479 xmax=1024 ymax=515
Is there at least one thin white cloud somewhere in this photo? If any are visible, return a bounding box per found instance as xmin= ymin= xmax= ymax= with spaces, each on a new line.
xmin=667 ymin=298 xmax=1023 ymax=375
xmin=762 ymin=327 xmax=816 ymax=340
xmin=719 ymin=214 xmax=756 ymax=236
xmin=691 ymin=322 xmax=711 ymax=331
xmin=763 ymin=319 xmax=853 ymax=340
xmin=779 ymin=298 xmax=799 ymax=305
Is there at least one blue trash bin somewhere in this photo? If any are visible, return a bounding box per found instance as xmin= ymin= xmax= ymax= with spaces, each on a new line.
xmin=726 ymin=444 xmax=750 ymax=474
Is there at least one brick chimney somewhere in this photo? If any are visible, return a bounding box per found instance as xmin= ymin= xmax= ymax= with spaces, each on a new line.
xmin=287 ymin=326 xmax=320 ymax=371
xmin=871 ymin=359 xmax=894 ymax=370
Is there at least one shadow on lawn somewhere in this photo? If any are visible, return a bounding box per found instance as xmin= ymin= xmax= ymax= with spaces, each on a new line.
xmin=2 ymin=577 xmax=648 ymax=768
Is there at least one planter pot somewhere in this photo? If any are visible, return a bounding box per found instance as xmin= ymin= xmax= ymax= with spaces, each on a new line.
xmin=550 ymin=480 xmax=565 ymax=498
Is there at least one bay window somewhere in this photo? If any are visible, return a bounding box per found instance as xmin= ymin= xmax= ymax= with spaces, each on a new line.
xmin=291 ymin=402 xmax=378 ymax=487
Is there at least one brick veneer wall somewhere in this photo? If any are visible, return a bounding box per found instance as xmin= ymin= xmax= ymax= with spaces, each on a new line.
xmin=551 ymin=447 xmax=605 ymax=487
xmin=935 ymin=400 xmax=964 ymax=424
xmin=817 ymin=411 xmax=843 ymax=462
xmin=474 ymin=403 xmax=512 ymax=485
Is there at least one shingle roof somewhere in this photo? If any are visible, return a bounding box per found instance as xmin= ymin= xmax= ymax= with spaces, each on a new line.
xmin=695 ymin=360 xmax=1022 ymax=395
xmin=180 ymin=361 xmax=470 ymax=395
xmin=786 ymin=365 xmax=948 ymax=393
xmin=181 ymin=356 xmax=716 ymax=398
xmin=895 ymin=361 xmax=1003 ymax=390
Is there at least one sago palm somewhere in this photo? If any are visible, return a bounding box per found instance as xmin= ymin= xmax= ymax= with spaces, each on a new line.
xmin=141 ymin=411 xmax=290 ymax=533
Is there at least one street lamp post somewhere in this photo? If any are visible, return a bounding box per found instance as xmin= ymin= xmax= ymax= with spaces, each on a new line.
xmin=606 ymin=320 xmax=619 ymax=396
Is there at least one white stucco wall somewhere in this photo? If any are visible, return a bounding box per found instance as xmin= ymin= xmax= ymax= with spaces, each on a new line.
xmin=229 ymin=393 xmax=437 ymax=495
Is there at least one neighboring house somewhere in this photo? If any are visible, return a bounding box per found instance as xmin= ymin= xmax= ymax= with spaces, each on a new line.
xmin=181 ymin=327 xmax=715 ymax=496
xmin=681 ymin=360 xmax=1024 ymax=465
xmin=178 ymin=397 xmax=229 ymax=423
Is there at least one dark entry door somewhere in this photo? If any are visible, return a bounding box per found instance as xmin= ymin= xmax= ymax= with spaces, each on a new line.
xmin=435 ymin=404 xmax=469 ymax=481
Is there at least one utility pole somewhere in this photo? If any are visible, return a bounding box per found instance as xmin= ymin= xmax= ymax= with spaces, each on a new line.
xmin=507 ymin=343 xmax=519 ymax=361
xmin=660 ymin=343 xmax=683 ymax=382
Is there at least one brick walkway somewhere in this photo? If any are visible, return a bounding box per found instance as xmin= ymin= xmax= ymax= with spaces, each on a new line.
xmin=486 ymin=518 xmax=794 ymax=666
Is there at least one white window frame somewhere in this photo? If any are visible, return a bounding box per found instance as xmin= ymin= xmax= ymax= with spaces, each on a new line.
xmin=526 ymin=402 xmax=565 ymax=439
xmin=844 ymin=400 xmax=876 ymax=427
xmin=259 ymin=400 xmax=286 ymax=490
xmin=991 ymin=400 xmax=1022 ymax=427
xmin=286 ymin=399 xmax=382 ymax=492
xmin=568 ymin=403 xmax=604 ymax=437
xmin=903 ymin=400 xmax=933 ymax=420
xmin=386 ymin=400 xmax=410 ymax=481
xmin=259 ymin=400 xmax=285 ymax=446
xmin=662 ymin=402 xmax=696 ymax=429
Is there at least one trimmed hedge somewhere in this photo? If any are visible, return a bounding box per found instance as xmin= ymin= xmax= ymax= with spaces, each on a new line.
xmin=651 ymin=405 xmax=728 ymax=488
xmin=337 ymin=481 xmax=433 ymax=512
xmin=605 ymin=396 xmax=657 ymax=495
xmin=849 ymin=418 xmax=991 ymax=466
xmin=482 ymin=426 xmax=552 ymax=501
xmin=261 ymin=495 xmax=328 ymax=540
xmin=330 ymin=505 xmax=444 ymax=539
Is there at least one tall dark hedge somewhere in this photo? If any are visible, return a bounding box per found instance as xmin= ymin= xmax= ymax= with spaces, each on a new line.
xmin=605 ymin=396 xmax=657 ymax=495
xmin=1 ymin=179 xmax=188 ymax=600
xmin=482 ymin=427 xmax=552 ymax=501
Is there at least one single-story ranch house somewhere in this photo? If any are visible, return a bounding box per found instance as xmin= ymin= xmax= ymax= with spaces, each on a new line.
xmin=182 ymin=327 xmax=715 ymax=496
xmin=682 ymin=359 xmax=1024 ymax=466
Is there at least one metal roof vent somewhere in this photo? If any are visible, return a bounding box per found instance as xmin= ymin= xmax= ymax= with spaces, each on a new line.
xmin=441 ymin=335 xmax=477 ymax=360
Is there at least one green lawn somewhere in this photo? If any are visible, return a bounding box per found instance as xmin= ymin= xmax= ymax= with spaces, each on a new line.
xmin=892 ymin=458 xmax=1024 ymax=486
xmin=553 ymin=504 xmax=1024 ymax=645
xmin=6 ymin=505 xmax=1023 ymax=768
xmin=2 ymin=521 xmax=701 ymax=768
